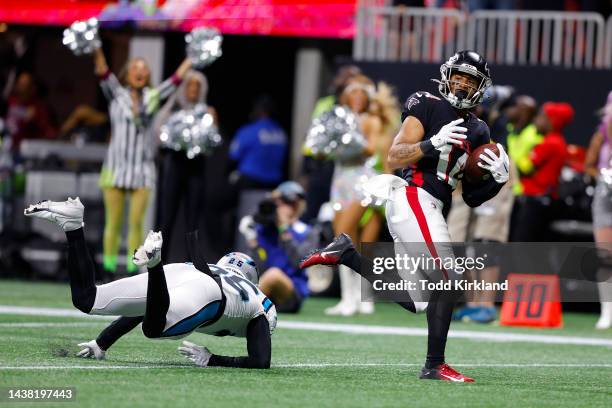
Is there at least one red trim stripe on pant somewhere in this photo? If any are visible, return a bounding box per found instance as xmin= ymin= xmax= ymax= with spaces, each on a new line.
xmin=405 ymin=186 xmax=449 ymax=280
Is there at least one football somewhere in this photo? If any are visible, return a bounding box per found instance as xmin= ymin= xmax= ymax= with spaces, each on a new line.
xmin=464 ymin=143 xmax=500 ymax=183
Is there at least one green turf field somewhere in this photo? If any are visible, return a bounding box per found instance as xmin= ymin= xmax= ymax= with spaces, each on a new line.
xmin=1 ymin=280 xmax=611 ymax=408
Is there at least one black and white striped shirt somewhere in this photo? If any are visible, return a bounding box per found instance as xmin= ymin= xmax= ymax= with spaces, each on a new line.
xmin=99 ymin=71 xmax=180 ymax=189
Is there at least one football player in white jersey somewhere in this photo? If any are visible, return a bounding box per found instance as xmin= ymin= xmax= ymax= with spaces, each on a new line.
xmin=24 ymin=197 xmax=277 ymax=369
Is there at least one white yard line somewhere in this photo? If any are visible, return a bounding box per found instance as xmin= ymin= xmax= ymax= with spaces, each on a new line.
xmin=280 ymin=321 xmax=612 ymax=347
xmin=0 ymin=363 xmax=611 ymax=370
xmin=0 ymin=305 xmax=113 ymax=320
xmin=0 ymin=365 xmax=194 ymax=370
xmin=1 ymin=305 xmax=611 ymax=347
xmin=0 ymin=322 xmax=106 ymax=328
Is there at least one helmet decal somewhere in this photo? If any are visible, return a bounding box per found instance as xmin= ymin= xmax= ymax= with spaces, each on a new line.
xmin=217 ymin=252 xmax=259 ymax=285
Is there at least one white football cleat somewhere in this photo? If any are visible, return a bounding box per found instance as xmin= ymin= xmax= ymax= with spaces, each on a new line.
xmin=358 ymin=301 xmax=375 ymax=315
xmin=595 ymin=302 xmax=612 ymax=330
xmin=132 ymin=230 xmax=163 ymax=268
xmin=324 ymin=300 xmax=358 ymax=316
xmin=24 ymin=197 xmax=84 ymax=232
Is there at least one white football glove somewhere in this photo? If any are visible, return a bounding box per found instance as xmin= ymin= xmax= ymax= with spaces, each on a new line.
xmin=239 ymin=215 xmax=258 ymax=242
xmin=76 ymin=340 xmax=105 ymax=360
xmin=430 ymin=118 xmax=468 ymax=149
xmin=178 ymin=341 xmax=212 ymax=367
xmin=132 ymin=230 xmax=163 ymax=268
xmin=478 ymin=143 xmax=510 ymax=183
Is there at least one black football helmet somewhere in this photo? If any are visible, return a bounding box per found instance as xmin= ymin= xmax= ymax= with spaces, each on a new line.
xmin=434 ymin=50 xmax=492 ymax=110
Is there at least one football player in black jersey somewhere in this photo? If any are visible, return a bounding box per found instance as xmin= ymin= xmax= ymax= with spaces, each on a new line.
xmin=302 ymin=51 xmax=510 ymax=382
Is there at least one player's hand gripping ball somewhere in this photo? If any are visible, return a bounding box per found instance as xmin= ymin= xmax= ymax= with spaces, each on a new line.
xmin=465 ymin=143 xmax=509 ymax=184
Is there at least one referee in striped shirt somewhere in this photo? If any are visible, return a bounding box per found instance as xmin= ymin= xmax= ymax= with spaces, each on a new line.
xmin=93 ymin=47 xmax=192 ymax=277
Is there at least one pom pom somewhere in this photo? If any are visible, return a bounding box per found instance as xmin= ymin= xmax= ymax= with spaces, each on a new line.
xmin=304 ymin=105 xmax=366 ymax=162
xmin=185 ymin=27 xmax=223 ymax=69
xmin=63 ymin=18 xmax=101 ymax=56
xmin=159 ymin=104 xmax=222 ymax=158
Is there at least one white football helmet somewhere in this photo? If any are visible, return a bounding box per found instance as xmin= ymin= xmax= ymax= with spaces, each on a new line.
xmin=217 ymin=252 xmax=259 ymax=284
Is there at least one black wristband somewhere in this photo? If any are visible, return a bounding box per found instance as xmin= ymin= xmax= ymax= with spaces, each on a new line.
xmin=420 ymin=139 xmax=434 ymax=154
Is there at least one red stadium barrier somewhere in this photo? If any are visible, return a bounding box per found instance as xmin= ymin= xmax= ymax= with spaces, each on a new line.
xmin=500 ymin=274 xmax=563 ymax=328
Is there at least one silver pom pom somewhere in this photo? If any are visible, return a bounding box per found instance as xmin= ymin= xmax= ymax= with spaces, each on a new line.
xmin=304 ymin=105 xmax=366 ymax=162
xmin=185 ymin=27 xmax=223 ymax=69
xmin=62 ymin=18 xmax=101 ymax=56
xmin=602 ymin=166 xmax=612 ymax=189
xmin=160 ymin=104 xmax=222 ymax=158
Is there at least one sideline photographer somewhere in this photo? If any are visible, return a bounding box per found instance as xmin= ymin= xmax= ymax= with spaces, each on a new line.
xmin=239 ymin=181 xmax=319 ymax=313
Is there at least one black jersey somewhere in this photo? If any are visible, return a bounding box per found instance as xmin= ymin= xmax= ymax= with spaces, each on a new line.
xmin=401 ymin=91 xmax=491 ymax=211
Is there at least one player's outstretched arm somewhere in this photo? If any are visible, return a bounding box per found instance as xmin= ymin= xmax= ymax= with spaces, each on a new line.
xmin=77 ymin=316 xmax=144 ymax=359
xmin=178 ymin=315 xmax=271 ymax=369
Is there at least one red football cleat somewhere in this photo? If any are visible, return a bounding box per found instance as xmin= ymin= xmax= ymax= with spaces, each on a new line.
xmin=299 ymin=233 xmax=354 ymax=269
xmin=419 ymin=364 xmax=475 ymax=383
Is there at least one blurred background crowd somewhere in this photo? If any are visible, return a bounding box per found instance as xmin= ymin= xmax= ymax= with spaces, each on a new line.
xmin=0 ymin=0 xmax=610 ymax=326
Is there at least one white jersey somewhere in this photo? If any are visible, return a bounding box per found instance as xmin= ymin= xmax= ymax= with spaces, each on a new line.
xmin=90 ymin=262 xmax=276 ymax=339
xmin=195 ymin=264 xmax=277 ymax=338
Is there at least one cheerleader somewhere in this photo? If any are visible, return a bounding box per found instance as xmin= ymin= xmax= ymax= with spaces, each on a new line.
xmin=93 ymin=47 xmax=191 ymax=276
xmin=585 ymin=91 xmax=612 ymax=329
xmin=325 ymin=75 xmax=400 ymax=316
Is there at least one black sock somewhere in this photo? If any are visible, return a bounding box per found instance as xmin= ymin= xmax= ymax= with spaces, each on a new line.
xmin=65 ymin=228 xmax=97 ymax=313
xmin=341 ymin=249 xmax=416 ymax=313
xmin=425 ymin=290 xmax=458 ymax=369
xmin=142 ymin=263 xmax=170 ymax=338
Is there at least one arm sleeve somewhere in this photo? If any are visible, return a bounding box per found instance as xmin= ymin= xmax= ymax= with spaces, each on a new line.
xmin=207 ymin=315 xmax=271 ymax=369
xmin=461 ymin=177 xmax=504 ymax=208
xmin=99 ymin=71 xmax=122 ymax=102
xmin=528 ymin=141 xmax=552 ymax=168
xmin=95 ymin=316 xmax=144 ymax=351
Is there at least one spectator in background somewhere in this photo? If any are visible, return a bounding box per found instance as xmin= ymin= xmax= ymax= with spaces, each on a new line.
xmin=59 ymin=104 xmax=108 ymax=143
xmin=511 ymin=102 xmax=574 ymax=242
xmin=584 ymin=90 xmax=612 ymax=330
xmin=240 ymin=181 xmax=318 ymax=313
xmin=230 ymin=96 xmax=288 ymax=252
xmin=153 ymin=70 xmax=216 ymax=261
xmin=506 ymin=95 xmax=539 ymax=196
xmin=4 ymin=72 xmax=56 ymax=156
xmin=302 ymin=65 xmax=362 ymax=224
